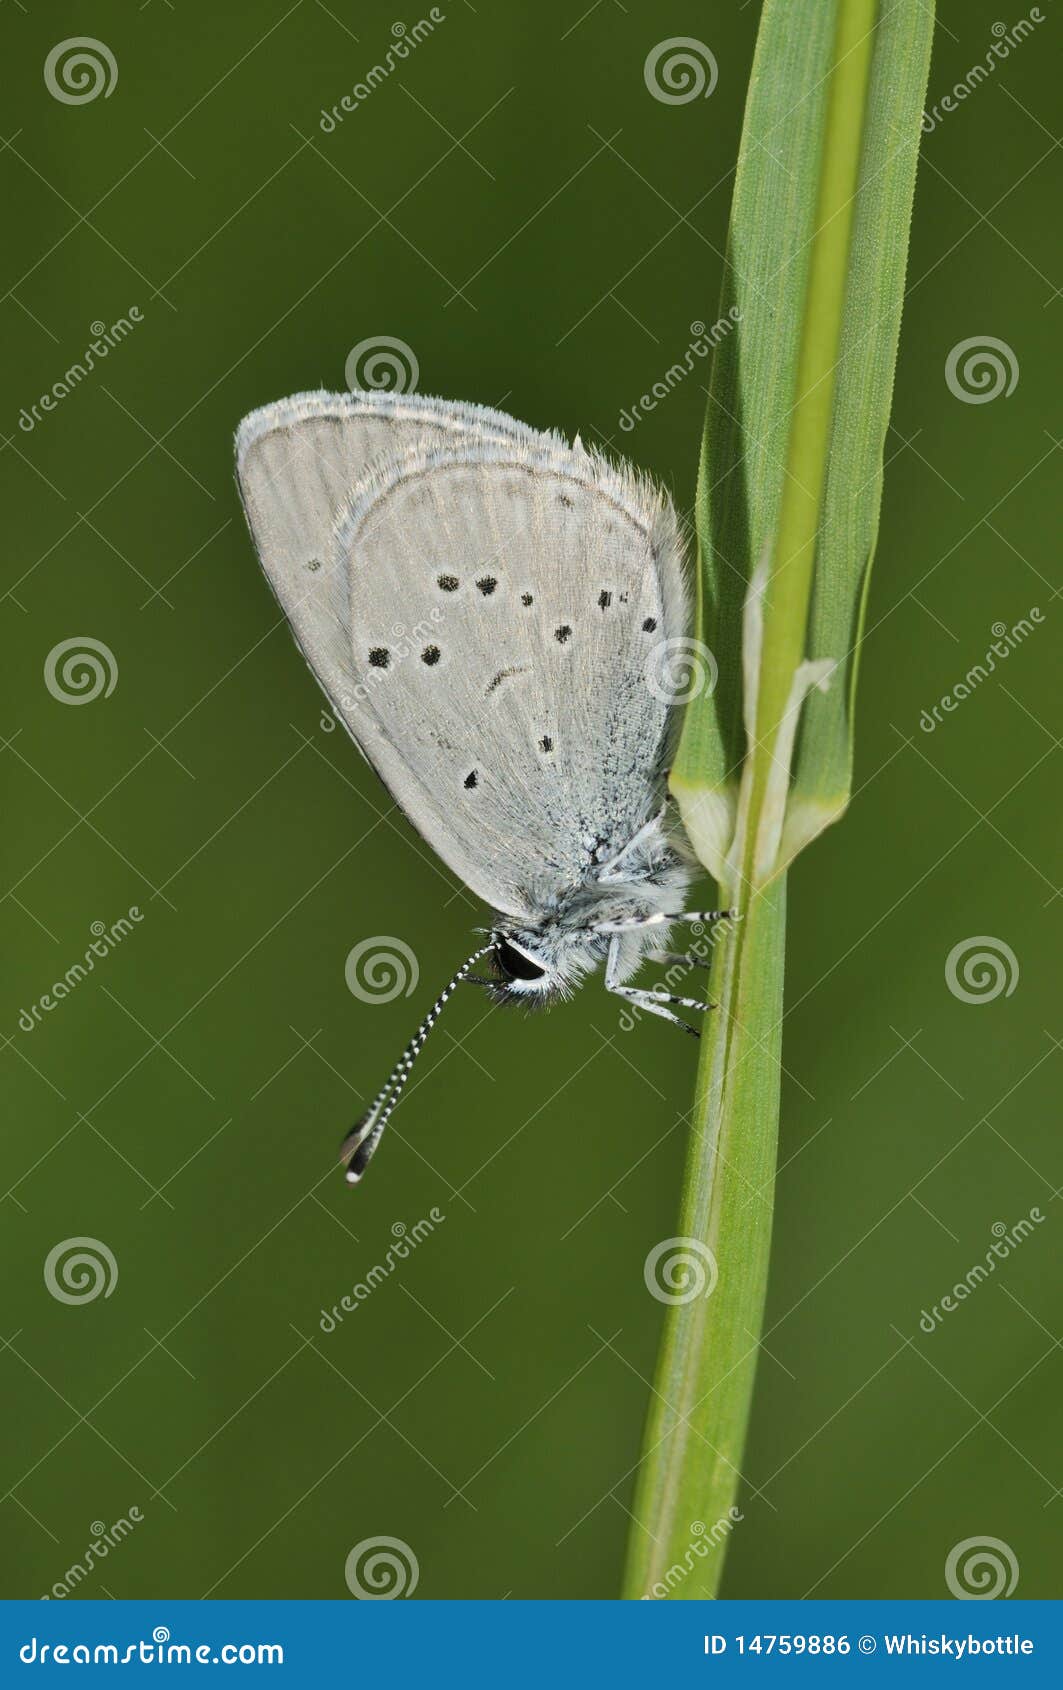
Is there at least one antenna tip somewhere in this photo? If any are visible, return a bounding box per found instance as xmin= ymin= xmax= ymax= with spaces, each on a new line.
xmin=340 ymin=1117 xmax=375 ymax=1186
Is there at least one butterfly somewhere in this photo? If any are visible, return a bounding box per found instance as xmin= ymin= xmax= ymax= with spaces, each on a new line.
xmin=235 ymin=389 xmax=729 ymax=1183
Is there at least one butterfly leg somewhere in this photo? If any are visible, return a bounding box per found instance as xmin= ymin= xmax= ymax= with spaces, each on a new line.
xmin=596 ymin=805 xmax=669 ymax=882
xmin=644 ymin=948 xmax=713 ymax=971
xmin=604 ymin=937 xmax=708 ymax=1036
xmin=670 ymin=909 xmax=736 ymax=929
xmin=595 ymin=907 xmax=735 ymax=935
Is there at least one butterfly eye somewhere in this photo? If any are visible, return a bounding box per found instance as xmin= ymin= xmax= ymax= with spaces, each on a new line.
xmin=494 ymin=938 xmax=547 ymax=984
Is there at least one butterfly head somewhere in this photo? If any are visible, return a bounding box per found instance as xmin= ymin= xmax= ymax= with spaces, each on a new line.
xmin=482 ymin=925 xmax=602 ymax=1008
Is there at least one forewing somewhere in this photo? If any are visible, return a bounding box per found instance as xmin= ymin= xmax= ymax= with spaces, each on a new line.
xmin=234 ymin=388 xmax=535 ymax=718
xmin=335 ymin=438 xmax=689 ymax=916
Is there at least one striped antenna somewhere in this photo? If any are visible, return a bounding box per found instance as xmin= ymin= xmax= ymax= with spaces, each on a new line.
xmin=339 ymin=944 xmax=493 ymax=1186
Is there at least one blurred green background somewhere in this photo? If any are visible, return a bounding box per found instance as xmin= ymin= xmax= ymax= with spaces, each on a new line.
xmin=2 ymin=0 xmax=1060 ymax=1601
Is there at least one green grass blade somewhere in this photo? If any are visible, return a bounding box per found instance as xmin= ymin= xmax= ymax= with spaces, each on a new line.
xmin=623 ymin=0 xmax=933 ymax=1600
xmin=672 ymin=0 xmax=934 ymax=875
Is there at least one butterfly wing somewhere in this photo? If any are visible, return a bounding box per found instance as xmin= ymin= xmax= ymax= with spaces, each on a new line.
xmin=235 ymin=390 xmax=536 ymax=725
xmin=331 ymin=435 xmax=689 ymax=918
